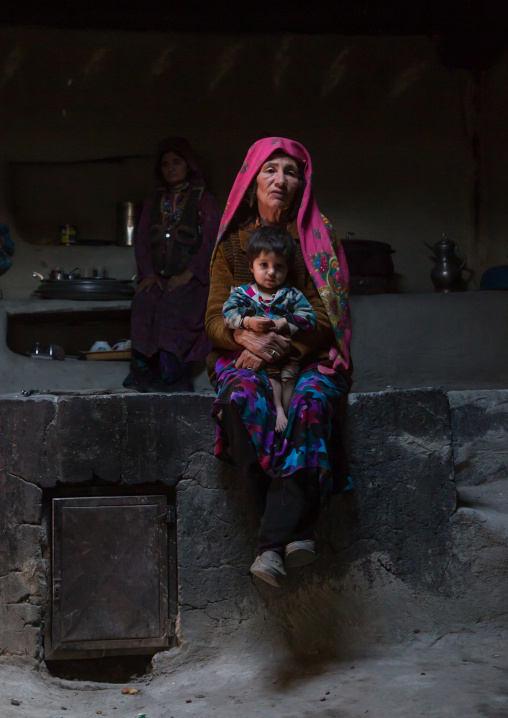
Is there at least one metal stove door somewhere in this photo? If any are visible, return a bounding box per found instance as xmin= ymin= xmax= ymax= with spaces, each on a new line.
xmin=47 ymin=495 xmax=172 ymax=660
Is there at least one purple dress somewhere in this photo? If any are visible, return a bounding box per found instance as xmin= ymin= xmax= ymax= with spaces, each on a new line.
xmin=126 ymin=185 xmax=219 ymax=390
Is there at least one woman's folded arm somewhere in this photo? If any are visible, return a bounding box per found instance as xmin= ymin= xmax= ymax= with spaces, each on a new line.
xmin=205 ymin=244 xmax=240 ymax=351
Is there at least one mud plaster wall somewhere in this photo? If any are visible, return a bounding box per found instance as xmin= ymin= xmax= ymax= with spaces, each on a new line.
xmin=1 ymin=389 xmax=507 ymax=663
xmin=1 ymin=27 xmax=508 ymax=298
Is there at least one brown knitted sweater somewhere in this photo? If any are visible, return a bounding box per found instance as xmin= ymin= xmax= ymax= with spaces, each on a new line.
xmin=205 ymin=219 xmax=342 ymax=383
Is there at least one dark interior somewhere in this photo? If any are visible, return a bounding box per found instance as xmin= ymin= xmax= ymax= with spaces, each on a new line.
xmin=6 ymin=309 xmax=131 ymax=356
xmin=2 ymin=0 xmax=508 ymax=72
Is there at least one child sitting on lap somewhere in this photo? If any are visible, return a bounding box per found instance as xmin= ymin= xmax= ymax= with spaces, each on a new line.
xmin=222 ymin=226 xmax=316 ymax=432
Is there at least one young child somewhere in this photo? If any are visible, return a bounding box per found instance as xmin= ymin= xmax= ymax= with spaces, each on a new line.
xmin=222 ymin=226 xmax=316 ymax=432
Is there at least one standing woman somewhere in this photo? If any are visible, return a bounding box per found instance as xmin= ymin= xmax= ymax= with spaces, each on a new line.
xmin=125 ymin=137 xmax=220 ymax=392
xmin=206 ymin=137 xmax=352 ymax=587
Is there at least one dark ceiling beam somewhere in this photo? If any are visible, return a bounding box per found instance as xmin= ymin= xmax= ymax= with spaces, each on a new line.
xmin=1 ymin=0 xmax=507 ymax=70
xmin=0 ymin=0 xmax=505 ymax=35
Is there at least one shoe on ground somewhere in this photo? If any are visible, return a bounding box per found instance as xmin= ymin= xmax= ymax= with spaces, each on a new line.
xmin=250 ymin=550 xmax=286 ymax=587
xmin=284 ymin=540 xmax=317 ymax=569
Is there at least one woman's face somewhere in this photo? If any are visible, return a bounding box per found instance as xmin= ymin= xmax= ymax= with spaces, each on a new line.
xmin=161 ymin=151 xmax=188 ymax=187
xmin=255 ymin=155 xmax=300 ymax=218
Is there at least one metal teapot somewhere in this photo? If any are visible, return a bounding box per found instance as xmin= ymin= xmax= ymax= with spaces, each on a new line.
xmin=424 ymin=234 xmax=466 ymax=292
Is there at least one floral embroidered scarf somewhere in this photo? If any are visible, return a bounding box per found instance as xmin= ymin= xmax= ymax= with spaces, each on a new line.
xmin=211 ymin=136 xmax=351 ymax=373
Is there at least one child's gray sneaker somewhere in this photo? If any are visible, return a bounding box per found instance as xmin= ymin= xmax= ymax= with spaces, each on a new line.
xmin=250 ymin=550 xmax=286 ymax=587
xmin=284 ymin=540 xmax=317 ymax=568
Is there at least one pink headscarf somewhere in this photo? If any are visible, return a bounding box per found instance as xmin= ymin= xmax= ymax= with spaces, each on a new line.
xmin=213 ymin=137 xmax=351 ymax=373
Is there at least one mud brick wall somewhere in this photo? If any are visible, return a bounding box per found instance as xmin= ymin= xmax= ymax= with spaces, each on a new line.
xmin=1 ymin=389 xmax=506 ymax=662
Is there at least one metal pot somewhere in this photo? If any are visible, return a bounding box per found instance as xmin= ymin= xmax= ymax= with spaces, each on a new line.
xmin=341 ymin=233 xmax=395 ymax=277
xmin=340 ymin=232 xmax=397 ymax=295
xmin=33 ymin=267 xmax=80 ymax=281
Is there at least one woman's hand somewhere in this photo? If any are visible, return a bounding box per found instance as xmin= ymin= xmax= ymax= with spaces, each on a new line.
xmin=235 ymin=349 xmax=266 ymax=372
xmin=234 ymin=327 xmax=291 ymax=363
xmin=136 ymin=274 xmax=163 ymax=294
xmin=167 ymin=269 xmax=193 ymax=291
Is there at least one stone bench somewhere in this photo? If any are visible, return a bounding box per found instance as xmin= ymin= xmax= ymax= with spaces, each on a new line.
xmin=0 ymin=389 xmax=507 ymax=664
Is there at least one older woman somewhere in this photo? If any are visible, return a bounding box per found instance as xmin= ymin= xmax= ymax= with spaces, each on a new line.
xmin=206 ymin=137 xmax=352 ymax=587
xmin=124 ymin=137 xmax=220 ymax=392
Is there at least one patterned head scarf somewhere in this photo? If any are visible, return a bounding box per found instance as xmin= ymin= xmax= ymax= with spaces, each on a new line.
xmin=155 ymin=136 xmax=205 ymax=186
xmin=212 ymin=136 xmax=351 ymax=373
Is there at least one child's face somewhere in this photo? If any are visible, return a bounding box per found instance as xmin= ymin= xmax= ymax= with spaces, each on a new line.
xmin=250 ymin=251 xmax=288 ymax=293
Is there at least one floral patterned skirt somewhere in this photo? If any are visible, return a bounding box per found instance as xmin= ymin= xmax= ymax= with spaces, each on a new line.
xmin=213 ymin=354 xmax=351 ymax=497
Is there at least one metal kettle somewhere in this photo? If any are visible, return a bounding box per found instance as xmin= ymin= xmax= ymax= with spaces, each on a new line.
xmin=424 ymin=233 xmax=467 ymax=292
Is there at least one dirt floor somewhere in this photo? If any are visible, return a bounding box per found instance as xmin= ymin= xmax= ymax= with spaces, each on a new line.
xmin=2 ymin=630 xmax=507 ymax=718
